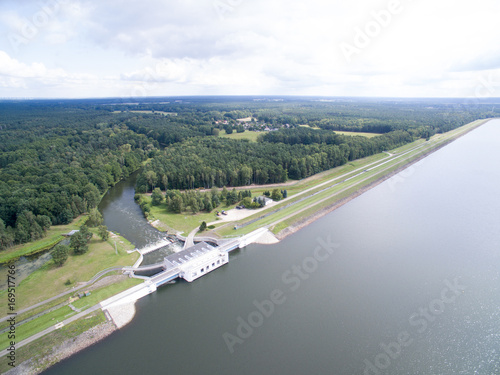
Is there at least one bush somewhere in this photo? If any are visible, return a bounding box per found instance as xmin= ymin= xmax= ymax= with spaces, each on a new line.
xmin=70 ymin=231 xmax=89 ymax=255
xmin=98 ymin=225 xmax=109 ymax=241
xmin=86 ymin=208 xmax=103 ymax=227
xmin=151 ymin=188 xmax=164 ymax=206
xmin=199 ymin=221 xmax=207 ymax=232
xmin=271 ymin=189 xmax=283 ymax=201
xmin=52 ymin=244 xmax=69 ymax=267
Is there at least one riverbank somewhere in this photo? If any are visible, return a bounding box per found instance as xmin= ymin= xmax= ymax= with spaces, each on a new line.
xmin=275 ymin=118 xmax=489 ymax=240
xmin=6 ymin=319 xmax=117 ymax=375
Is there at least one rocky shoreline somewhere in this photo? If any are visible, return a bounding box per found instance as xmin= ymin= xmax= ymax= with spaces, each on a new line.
xmin=6 ymin=320 xmax=117 ymax=375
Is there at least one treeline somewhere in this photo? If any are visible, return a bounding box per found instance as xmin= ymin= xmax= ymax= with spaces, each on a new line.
xmin=136 ymin=128 xmax=416 ymax=191
xmin=0 ymin=104 xmax=156 ymax=250
xmin=137 ymin=187 xmax=252 ymax=216
xmin=1 ymin=97 xmax=496 ymax=251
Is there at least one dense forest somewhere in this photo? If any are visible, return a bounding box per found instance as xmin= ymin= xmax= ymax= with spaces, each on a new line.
xmin=0 ymin=97 xmax=497 ymax=251
xmin=135 ymin=129 xmax=416 ymax=191
xmin=0 ymin=103 xmax=156 ymax=250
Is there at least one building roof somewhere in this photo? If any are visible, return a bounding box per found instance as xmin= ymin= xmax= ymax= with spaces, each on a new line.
xmin=164 ymin=242 xmax=216 ymax=270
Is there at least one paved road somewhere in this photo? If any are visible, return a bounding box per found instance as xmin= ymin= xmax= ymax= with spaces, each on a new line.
xmin=183 ymin=227 xmax=198 ymax=249
xmin=0 ymin=267 xmax=124 ymax=324
xmin=1 ymin=304 xmax=102 ymax=358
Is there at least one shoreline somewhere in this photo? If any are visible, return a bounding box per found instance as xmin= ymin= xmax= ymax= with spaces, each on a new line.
xmin=8 ymin=119 xmax=488 ymax=374
xmin=6 ymin=320 xmax=117 ymax=375
xmin=275 ymin=119 xmax=487 ymax=241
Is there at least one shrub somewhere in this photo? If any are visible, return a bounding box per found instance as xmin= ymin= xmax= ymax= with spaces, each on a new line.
xmin=52 ymin=244 xmax=69 ymax=267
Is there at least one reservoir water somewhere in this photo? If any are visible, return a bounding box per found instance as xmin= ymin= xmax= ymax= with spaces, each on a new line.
xmin=45 ymin=121 xmax=499 ymax=374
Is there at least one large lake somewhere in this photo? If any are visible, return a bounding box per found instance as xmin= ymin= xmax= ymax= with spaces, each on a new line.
xmin=45 ymin=120 xmax=499 ymax=374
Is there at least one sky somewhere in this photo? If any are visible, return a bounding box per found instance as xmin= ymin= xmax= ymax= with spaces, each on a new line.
xmin=0 ymin=0 xmax=499 ymax=99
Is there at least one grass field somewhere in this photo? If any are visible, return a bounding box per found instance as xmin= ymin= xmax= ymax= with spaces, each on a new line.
xmin=143 ymin=195 xmax=226 ymax=235
xmin=298 ymin=125 xmax=381 ymax=138
xmin=334 ymin=131 xmax=382 ymax=138
xmin=0 ymin=278 xmax=140 ymax=351
xmin=0 ymin=229 xmax=138 ymax=310
xmin=0 ymin=311 xmax=106 ymax=374
xmin=219 ymin=130 xmax=261 ymax=142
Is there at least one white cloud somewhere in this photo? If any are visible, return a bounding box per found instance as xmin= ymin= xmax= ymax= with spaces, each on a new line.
xmin=0 ymin=0 xmax=499 ymax=97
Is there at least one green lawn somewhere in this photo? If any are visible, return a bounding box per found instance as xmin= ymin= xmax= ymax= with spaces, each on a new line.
xmin=219 ymin=130 xmax=261 ymax=142
xmin=0 ymin=279 xmax=140 ymax=351
xmin=71 ymin=278 xmax=141 ymax=310
xmin=0 ymin=230 xmax=138 ymax=310
xmin=334 ymin=131 xmax=382 ymax=138
xmin=144 ymin=195 xmax=226 ymax=235
xmin=0 ymin=311 xmax=106 ymax=374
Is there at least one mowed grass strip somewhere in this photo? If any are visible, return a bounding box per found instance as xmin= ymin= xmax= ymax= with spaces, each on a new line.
xmin=0 ymin=230 xmax=138 ymax=311
xmin=0 ymin=311 xmax=106 ymax=374
xmin=0 ymin=278 xmax=141 ymax=351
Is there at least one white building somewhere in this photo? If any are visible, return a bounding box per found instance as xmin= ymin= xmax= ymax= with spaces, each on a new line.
xmin=163 ymin=242 xmax=228 ymax=282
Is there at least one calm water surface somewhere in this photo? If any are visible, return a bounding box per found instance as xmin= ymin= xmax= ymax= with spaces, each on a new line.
xmin=45 ymin=121 xmax=500 ymax=374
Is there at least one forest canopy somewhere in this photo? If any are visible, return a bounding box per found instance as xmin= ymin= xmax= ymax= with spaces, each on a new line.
xmin=0 ymin=97 xmax=497 ymax=250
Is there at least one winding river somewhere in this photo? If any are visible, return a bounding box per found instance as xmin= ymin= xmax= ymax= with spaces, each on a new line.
xmin=45 ymin=121 xmax=499 ymax=374
xmin=98 ymin=171 xmax=179 ymax=264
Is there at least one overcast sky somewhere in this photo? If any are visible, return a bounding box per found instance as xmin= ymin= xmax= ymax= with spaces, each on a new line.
xmin=0 ymin=0 xmax=499 ymax=99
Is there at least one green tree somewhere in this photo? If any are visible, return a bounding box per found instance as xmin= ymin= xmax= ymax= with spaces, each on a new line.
xmin=227 ymin=188 xmax=239 ymax=205
xmin=205 ymin=199 xmax=213 ymax=212
xmin=0 ymin=219 xmax=14 ymax=250
xmin=171 ymin=196 xmax=183 ymax=213
xmin=221 ymin=186 xmax=228 ymax=201
xmin=199 ymin=221 xmax=207 ymax=232
xmin=79 ymin=225 xmax=93 ymax=243
xmin=98 ymin=225 xmax=109 ymax=241
xmin=241 ymin=196 xmax=253 ymax=208
xmin=86 ymin=208 xmax=103 ymax=227
xmin=83 ymin=183 xmax=101 ymax=209
xmin=145 ymin=170 xmax=157 ymax=192
xmin=52 ymin=244 xmax=69 ymax=267
xmin=271 ymin=189 xmax=283 ymax=201
xmin=70 ymin=231 xmax=89 ymax=255
xmin=151 ymin=187 xmax=164 ymax=206
xmin=162 ymin=174 xmax=169 ymax=191
xmin=190 ymin=198 xmax=200 ymax=214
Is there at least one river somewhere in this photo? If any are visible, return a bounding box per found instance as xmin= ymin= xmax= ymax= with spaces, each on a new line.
xmin=44 ymin=121 xmax=499 ymax=375
xmin=98 ymin=171 xmax=180 ymax=263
